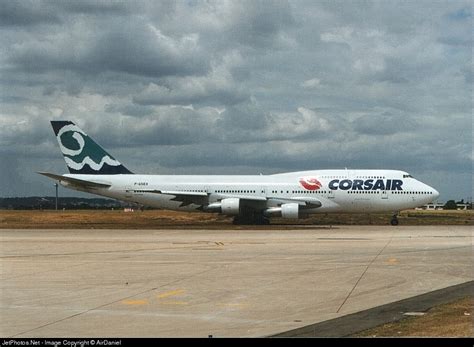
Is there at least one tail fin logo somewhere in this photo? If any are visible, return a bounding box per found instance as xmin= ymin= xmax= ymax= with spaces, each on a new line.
xmin=57 ymin=124 xmax=86 ymax=156
xmin=52 ymin=121 xmax=132 ymax=175
xmin=57 ymin=123 xmax=122 ymax=171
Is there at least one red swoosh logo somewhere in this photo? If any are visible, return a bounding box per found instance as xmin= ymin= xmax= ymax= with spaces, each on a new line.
xmin=299 ymin=177 xmax=322 ymax=190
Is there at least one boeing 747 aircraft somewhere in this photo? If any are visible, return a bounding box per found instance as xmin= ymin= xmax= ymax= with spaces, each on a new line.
xmin=39 ymin=121 xmax=439 ymax=225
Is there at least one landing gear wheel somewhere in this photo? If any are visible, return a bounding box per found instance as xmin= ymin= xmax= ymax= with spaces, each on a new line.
xmin=232 ymin=214 xmax=270 ymax=225
xmin=390 ymin=212 xmax=400 ymax=226
xmin=233 ymin=216 xmax=243 ymax=225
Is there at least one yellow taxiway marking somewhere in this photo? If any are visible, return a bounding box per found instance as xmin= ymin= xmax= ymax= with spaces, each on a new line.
xmin=217 ymin=303 xmax=248 ymax=309
xmin=160 ymin=301 xmax=189 ymax=305
xmin=387 ymin=258 xmax=399 ymax=264
xmin=121 ymin=299 xmax=148 ymax=305
xmin=157 ymin=289 xmax=185 ymax=299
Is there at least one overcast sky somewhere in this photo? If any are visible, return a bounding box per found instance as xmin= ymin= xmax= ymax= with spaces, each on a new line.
xmin=0 ymin=0 xmax=472 ymax=201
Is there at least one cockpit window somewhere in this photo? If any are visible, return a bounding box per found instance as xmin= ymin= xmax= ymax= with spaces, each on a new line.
xmin=403 ymin=174 xmax=414 ymax=178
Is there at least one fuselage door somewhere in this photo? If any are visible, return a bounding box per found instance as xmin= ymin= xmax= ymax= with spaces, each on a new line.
xmin=125 ymin=186 xmax=133 ymax=198
xmin=328 ymin=190 xmax=335 ymax=199
xmin=381 ymin=190 xmax=388 ymax=200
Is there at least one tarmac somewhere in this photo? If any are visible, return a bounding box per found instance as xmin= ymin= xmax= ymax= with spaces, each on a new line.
xmin=1 ymin=225 xmax=472 ymax=337
xmin=272 ymin=280 xmax=473 ymax=337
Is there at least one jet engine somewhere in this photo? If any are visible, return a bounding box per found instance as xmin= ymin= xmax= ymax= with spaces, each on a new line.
xmin=205 ymin=198 xmax=240 ymax=215
xmin=221 ymin=198 xmax=240 ymax=215
xmin=281 ymin=203 xmax=299 ymax=219
xmin=263 ymin=203 xmax=300 ymax=219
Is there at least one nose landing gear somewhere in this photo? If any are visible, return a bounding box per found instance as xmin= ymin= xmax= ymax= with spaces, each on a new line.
xmin=390 ymin=213 xmax=399 ymax=226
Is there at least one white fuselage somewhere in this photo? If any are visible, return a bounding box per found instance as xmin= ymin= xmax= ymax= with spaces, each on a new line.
xmin=63 ymin=169 xmax=439 ymax=214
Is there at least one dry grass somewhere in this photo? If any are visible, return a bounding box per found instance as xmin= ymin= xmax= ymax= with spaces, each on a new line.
xmin=0 ymin=209 xmax=227 ymax=229
xmin=354 ymin=297 xmax=473 ymax=337
xmin=0 ymin=209 xmax=471 ymax=229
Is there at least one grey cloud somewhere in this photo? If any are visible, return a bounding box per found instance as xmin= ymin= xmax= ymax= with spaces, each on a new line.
xmin=460 ymin=64 xmax=472 ymax=84
xmin=437 ymin=36 xmax=472 ymax=46
xmin=132 ymin=81 xmax=248 ymax=107
xmin=161 ymin=1 xmax=296 ymax=50
xmin=352 ymin=112 xmax=419 ymax=135
xmin=80 ymin=110 xmax=219 ymax=147
xmin=445 ymin=6 xmax=471 ymax=20
xmin=0 ymin=0 xmax=471 ymax=200
xmin=218 ymin=102 xmax=269 ymax=131
xmin=55 ymin=0 xmax=133 ymax=15
xmin=437 ymin=6 xmax=472 ymax=46
xmin=105 ymin=104 xmax=155 ymax=117
xmin=0 ymin=1 xmax=61 ymax=27
xmin=147 ymin=134 xmax=470 ymax=176
xmin=0 ymin=153 xmax=33 ymax=197
xmin=7 ymin=19 xmax=209 ymax=79
xmin=87 ymin=24 xmax=209 ymax=78
xmin=227 ymin=1 xmax=295 ymax=48
xmin=131 ymin=51 xmax=249 ymax=106
xmin=0 ymin=117 xmax=52 ymax=147
xmin=0 ymin=95 xmax=30 ymax=104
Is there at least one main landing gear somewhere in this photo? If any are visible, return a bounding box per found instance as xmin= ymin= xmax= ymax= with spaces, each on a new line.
xmin=233 ymin=214 xmax=270 ymax=225
xmin=390 ymin=213 xmax=399 ymax=226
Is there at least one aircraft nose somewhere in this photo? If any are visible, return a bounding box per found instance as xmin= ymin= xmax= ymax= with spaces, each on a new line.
xmin=432 ymin=188 xmax=439 ymax=199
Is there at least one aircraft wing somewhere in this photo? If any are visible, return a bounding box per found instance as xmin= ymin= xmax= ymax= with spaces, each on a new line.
xmin=37 ymin=172 xmax=111 ymax=189
xmin=270 ymin=196 xmax=322 ymax=209
xmin=143 ymin=190 xmax=267 ymax=208
xmin=138 ymin=190 xmax=209 ymax=208
xmin=214 ymin=194 xmax=267 ymax=202
xmin=144 ymin=190 xmax=319 ymax=209
xmin=159 ymin=190 xmax=208 ymax=197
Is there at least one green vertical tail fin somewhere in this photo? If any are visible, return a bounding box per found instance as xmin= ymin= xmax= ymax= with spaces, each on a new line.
xmin=51 ymin=121 xmax=133 ymax=175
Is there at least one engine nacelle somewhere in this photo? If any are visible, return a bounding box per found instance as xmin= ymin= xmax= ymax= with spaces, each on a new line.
xmin=264 ymin=203 xmax=300 ymax=219
xmin=220 ymin=198 xmax=240 ymax=215
xmin=281 ymin=203 xmax=299 ymax=219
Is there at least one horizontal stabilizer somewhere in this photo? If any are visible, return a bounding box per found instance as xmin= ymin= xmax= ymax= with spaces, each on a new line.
xmin=37 ymin=172 xmax=111 ymax=188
